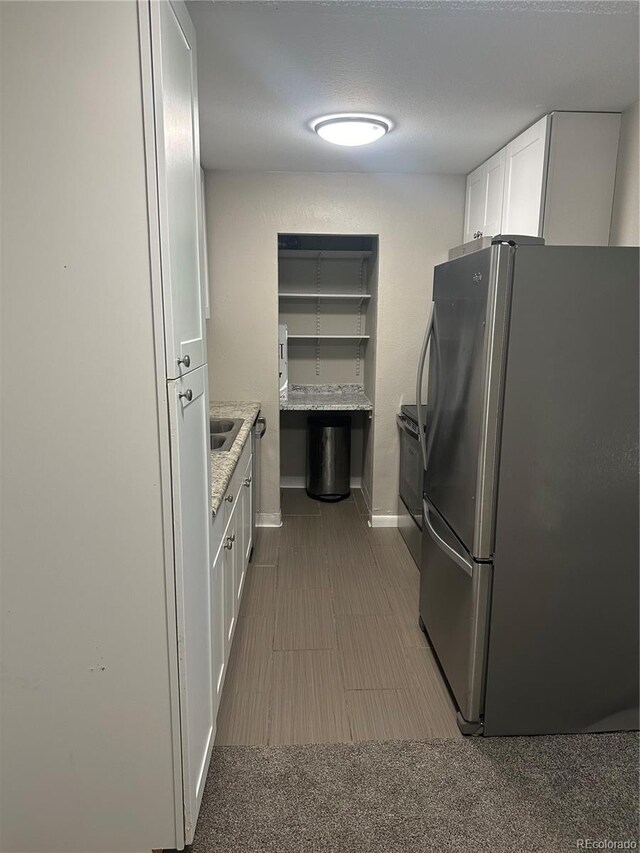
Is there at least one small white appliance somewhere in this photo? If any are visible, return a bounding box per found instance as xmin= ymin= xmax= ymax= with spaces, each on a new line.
xmin=278 ymin=323 xmax=288 ymax=401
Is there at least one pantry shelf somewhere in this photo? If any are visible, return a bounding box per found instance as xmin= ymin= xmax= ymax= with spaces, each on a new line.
xmin=278 ymin=249 xmax=372 ymax=260
xmin=279 ymin=292 xmax=372 ymax=300
xmin=287 ymin=334 xmax=370 ymax=341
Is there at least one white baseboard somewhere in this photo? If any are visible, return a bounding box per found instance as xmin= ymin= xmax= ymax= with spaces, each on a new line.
xmin=256 ymin=511 xmax=282 ymax=528
xmin=370 ymin=514 xmax=400 ymax=528
xmin=360 ymin=479 xmax=372 ymax=513
xmin=280 ymin=476 xmax=362 ymax=489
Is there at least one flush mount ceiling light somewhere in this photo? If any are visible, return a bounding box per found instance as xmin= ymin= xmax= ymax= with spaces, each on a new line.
xmin=311 ymin=113 xmax=392 ymax=147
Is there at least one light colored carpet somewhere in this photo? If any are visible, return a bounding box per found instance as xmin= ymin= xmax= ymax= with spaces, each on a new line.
xmin=191 ymin=733 xmax=638 ymax=853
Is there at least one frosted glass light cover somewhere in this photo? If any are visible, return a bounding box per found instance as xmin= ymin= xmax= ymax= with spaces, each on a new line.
xmin=312 ymin=114 xmax=391 ymax=147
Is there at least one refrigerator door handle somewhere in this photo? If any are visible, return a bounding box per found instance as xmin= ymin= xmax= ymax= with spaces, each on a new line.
xmin=423 ymin=500 xmax=474 ymax=577
xmin=415 ymin=301 xmax=434 ymax=471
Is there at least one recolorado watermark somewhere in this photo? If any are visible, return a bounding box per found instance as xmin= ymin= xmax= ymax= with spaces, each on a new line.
xmin=576 ymin=841 xmax=638 ymax=850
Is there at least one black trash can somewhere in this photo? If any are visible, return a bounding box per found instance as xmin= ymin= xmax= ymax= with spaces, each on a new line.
xmin=306 ymin=414 xmax=351 ymax=502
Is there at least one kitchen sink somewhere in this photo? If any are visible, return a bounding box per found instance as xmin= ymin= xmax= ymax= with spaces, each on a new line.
xmin=209 ymin=417 xmax=244 ymax=452
xmin=210 ymin=418 xmax=236 ymax=434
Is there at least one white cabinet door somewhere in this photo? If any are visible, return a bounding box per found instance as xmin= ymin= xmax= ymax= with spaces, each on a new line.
xmin=210 ymin=541 xmax=225 ymax=718
xmin=241 ymin=453 xmax=253 ymax=570
xmin=483 ymin=147 xmax=506 ymax=238
xmin=168 ymin=364 xmax=212 ymax=841
xmin=501 ymin=115 xmax=549 ymax=237
xmin=199 ymin=167 xmax=210 ymax=321
xmin=223 ymin=508 xmax=238 ymax=657
xmin=463 ymin=164 xmax=486 ymax=243
xmin=151 ymin=0 xmax=205 ymax=379
xmin=233 ymin=503 xmax=243 ymax=612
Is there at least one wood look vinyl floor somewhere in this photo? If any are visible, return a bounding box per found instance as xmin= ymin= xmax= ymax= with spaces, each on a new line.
xmin=214 ymin=489 xmax=461 ymax=746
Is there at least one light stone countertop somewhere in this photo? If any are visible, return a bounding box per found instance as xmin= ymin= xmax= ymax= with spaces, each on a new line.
xmin=210 ymin=401 xmax=261 ymax=515
xmin=280 ymin=383 xmax=373 ymax=412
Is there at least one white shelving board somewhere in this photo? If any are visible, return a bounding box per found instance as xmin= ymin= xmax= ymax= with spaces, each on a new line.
xmin=287 ymin=334 xmax=370 ymax=341
xmin=278 ymin=250 xmax=372 ymax=260
xmin=279 ymin=292 xmax=371 ymax=300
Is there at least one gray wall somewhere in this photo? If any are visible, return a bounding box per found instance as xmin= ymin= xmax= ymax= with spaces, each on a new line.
xmin=610 ymin=101 xmax=639 ymax=247
xmin=204 ymin=171 xmax=464 ymax=519
xmin=0 ymin=2 xmax=178 ymax=850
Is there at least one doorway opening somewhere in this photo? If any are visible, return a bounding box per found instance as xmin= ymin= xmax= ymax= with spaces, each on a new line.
xmin=277 ymin=233 xmax=379 ymax=512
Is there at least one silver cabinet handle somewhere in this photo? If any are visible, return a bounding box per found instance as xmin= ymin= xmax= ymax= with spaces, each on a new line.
xmin=224 ymin=536 xmax=233 ymax=550
xmin=177 ymin=355 xmax=191 ymax=368
xmin=243 ymin=476 xmax=252 ymax=487
xmin=225 ymin=494 xmax=233 ymax=503
xmin=179 ymin=389 xmax=193 ymax=402
xmin=230 ymin=533 xmax=236 ymax=542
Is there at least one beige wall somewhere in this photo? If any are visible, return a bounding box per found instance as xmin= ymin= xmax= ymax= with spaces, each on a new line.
xmin=205 ymin=171 xmax=464 ymax=518
xmin=610 ymin=101 xmax=640 ymax=246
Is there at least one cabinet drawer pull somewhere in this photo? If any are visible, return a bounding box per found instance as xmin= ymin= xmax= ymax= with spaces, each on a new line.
xmin=243 ymin=476 xmax=252 ymax=487
xmin=224 ymin=536 xmax=233 ymax=550
xmin=225 ymin=494 xmax=233 ymax=503
xmin=178 ymin=389 xmax=193 ymax=402
xmin=177 ymin=355 xmax=191 ymax=368
xmin=230 ymin=533 xmax=236 ymax=542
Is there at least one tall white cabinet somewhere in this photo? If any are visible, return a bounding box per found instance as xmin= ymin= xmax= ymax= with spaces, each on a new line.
xmin=1 ymin=2 xmax=211 ymax=851
xmin=463 ymin=112 xmax=621 ymax=246
xmin=145 ymin=0 xmax=213 ymax=836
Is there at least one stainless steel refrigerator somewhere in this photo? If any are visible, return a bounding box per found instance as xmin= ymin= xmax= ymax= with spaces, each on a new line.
xmin=415 ymin=236 xmax=639 ymax=736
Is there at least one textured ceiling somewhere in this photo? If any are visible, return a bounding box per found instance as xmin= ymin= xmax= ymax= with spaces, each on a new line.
xmin=189 ymin=0 xmax=639 ymax=174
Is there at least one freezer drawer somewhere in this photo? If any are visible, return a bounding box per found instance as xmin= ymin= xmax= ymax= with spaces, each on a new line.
xmin=398 ymin=495 xmax=421 ymax=569
xmin=419 ymin=499 xmax=491 ymax=725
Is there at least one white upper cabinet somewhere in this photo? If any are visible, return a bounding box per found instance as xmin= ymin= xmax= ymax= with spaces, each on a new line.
xmin=501 ymin=115 xmax=549 ymax=237
xmin=483 ymin=148 xmax=506 ymax=238
xmin=463 ymin=164 xmax=487 ymax=243
xmin=542 ymin=112 xmax=621 ymax=246
xmin=464 ymin=147 xmax=507 ymax=242
xmin=463 ymin=112 xmax=621 ymax=246
xmin=151 ymin=0 xmax=205 ymax=379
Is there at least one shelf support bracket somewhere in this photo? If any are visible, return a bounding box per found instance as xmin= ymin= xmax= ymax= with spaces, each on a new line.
xmin=315 ymin=254 xmax=322 ymax=376
xmin=355 ymin=256 xmax=365 ymax=377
